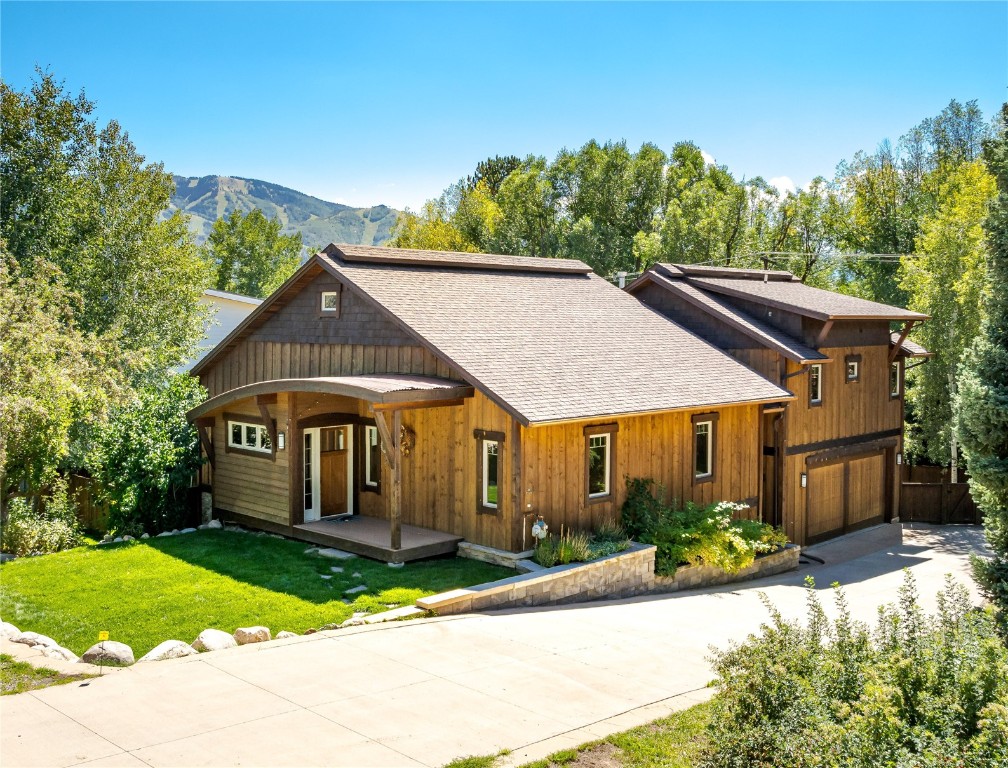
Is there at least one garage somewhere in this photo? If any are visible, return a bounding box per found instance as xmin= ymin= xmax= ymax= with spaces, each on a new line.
xmin=806 ymin=449 xmax=888 ymax=544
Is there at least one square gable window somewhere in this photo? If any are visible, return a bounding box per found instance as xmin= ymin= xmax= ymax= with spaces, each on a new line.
xmin=320 ymin=287 xmax=341 ymax=317
xmin=845 ymin=354 xmax=861 ymax=383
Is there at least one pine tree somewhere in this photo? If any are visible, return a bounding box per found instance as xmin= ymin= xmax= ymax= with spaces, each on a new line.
xmin=955 ymin=103 xmax=1008 ymax=630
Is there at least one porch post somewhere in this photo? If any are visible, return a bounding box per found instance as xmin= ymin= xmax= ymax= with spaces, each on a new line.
xmin=390 ymin=409 xmax=402 ymax=554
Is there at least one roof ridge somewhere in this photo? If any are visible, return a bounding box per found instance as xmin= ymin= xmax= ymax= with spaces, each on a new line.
xmin=326 ymin=243 xmax=592 ymax=275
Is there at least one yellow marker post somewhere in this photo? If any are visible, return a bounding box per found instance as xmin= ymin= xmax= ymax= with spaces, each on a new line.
xmin=97 ymin=631 xmax=109 ymax=674
xmin=97 ymin=631 xmax=109 ymax=642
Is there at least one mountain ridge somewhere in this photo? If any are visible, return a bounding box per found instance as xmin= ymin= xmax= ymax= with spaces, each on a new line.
xmin=168 ymin=174 xmax=401 ymax=249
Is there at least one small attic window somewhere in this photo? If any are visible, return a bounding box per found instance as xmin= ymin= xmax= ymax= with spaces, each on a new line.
xmin=320 ymin=288 xmax=341 ymax=317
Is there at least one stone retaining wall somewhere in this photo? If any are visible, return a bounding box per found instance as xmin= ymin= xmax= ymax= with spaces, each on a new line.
xmin=417 ymin=543 xmax=800 ymax=616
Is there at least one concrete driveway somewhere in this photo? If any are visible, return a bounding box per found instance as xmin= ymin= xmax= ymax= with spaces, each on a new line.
xmin=0 ymin=523 xmax=989 ymax=768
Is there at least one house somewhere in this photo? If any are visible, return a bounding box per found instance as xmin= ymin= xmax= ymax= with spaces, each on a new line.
xmin=187 ymin=245 xmax=791 ymax=561
xmin=177 ymin=289 xmax=263 ymax=373
xmin=626 ymin=263 xmax=930 ymax=545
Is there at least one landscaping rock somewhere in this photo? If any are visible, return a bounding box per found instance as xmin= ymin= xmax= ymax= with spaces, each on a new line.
xmin=320 ymin=574 xmax=332 ymax=580
xmin=11 ymin=631 xmax=60 ymax=649
xmin=171 ymin=529 xmax=180 ymax=535
xmin=113 ymin=537 xmax=123 ymax=543
xmin=317 ymin=548 xmax=355 ymax=559
xmin=192 ymin=629 xmax=237 ymax=652
xmin=233 ymin=626 xmax=271 ymax=645
xmin=138 ymin=640 xmax=198 ymax=662
xmin=123 ymin=535 xmax=134 ymax=542
xmin=340 ymin=612 xmax=370 ymax=628
xmin=140 ymin=533 xmax=150 ymax=540
xmin=344 ymin=585 xmax=367 ymax=595
xmin=387 ymin=562 xmax=404 ymax=569
xmin=330 ymin=566 xmax=343 ymax=573
xmin=352 ymin=572 xmax=362 ymax=578
xmin=0 ymin=621 xmax=21 ymax=639
xmin=82 ymin=641 xmax=134 ymax=666
xmin=41 ymin=645 xmax=79 ymax=663
xmin=179 ymin=527 xmax=197 ymax=534
xmin=275 ymin=631 xmax=298 ymax=639
xmin=156 ymin=531 xmax=173 ymax=537
xmin=207 ymin=519 xmax=223 ymax=530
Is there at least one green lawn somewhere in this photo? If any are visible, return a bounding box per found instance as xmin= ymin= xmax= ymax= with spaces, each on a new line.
xmin=446 ymin=701 xmax=712 ymax=768
xmin=0 ymin=654 xmax=95 ymax=695
xmin=0 ymin=530 xmax=511 ymax=657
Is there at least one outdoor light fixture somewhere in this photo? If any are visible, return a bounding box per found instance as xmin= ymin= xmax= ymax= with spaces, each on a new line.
xmin=896 ymin=452 xmax=902 ymax=465
xmin=277 ymin=432 xmax=286 ymax=450
xmin=800 ymin=472 xmax=807 ymax=488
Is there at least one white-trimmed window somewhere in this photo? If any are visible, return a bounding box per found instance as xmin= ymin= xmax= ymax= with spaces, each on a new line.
xmin=891 ymin=360 xmax=901 ymax=398
xmin=482 ymin=440 xmax=499 ymax=509
xmin=320 ymin=290 xmax=341 ymax=316
xmin=587 ymin=434 xmax=610 ymax=498
xmin=364 ymin=425 xmax=381 ymax=488
xmin=809 ymin=364 xmax=823 ymax=405
xmin=228 ymin=420 xmax=272 ymax=453
xmin=694 ymin=421 xmax=713 ymax=479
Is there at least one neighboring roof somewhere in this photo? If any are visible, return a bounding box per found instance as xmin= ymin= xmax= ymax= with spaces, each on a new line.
xmin=890 ymin=332 xmax=932 ymax=358
xmin=635 ymin=270 xmax=828 ymax=365
xmin=188 ymin=375 xmax=473 ymax=420
xmin=312 ymin=245 xmax=791 ymax=425
xmin=203 ymin=289 xmax=264 ymax=306
xmin=681 ymin=271 xmax=928 ymax=322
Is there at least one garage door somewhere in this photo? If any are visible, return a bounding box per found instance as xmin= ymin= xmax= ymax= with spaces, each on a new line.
xmin=806 ymin=450 xmax=887 ymax=544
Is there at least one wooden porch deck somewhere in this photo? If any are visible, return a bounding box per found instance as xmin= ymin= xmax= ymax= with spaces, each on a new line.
xmin=293 ymin=515 xmax=463 ymax=563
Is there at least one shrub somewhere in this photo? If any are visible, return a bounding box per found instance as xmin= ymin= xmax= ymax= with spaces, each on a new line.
xmin=621 ymin=478 xmax=787 ymax=575
xmin=701 ymin=572 xmax=1008 ymax=768
xmin=532 ymin=522 xmax=631 ymax=567
xmin=1 ymin=477 xmax=81 ymax=556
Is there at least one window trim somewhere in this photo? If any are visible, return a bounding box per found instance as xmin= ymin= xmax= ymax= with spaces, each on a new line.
xmin=319 ymin=286 xmax=342 ymax=318
xmin=474 ymin=429 xmax=505 ymax=515
xmin=845 ymin=354 xmax=862 ymax=384
xmin=890 ymin=359 xmax=902 ymax=399
xmin=224 ymin=412 xmax=276 ymax=460
xmin=362 ymin=424 xmax=381 ymax=493
xmin=691 ymin=412 xmax=719 ymax=485
xmin=583 ymin=423 xmax=618 ymax=504
xmin=809 ymin=363 xmax=823 ymax=407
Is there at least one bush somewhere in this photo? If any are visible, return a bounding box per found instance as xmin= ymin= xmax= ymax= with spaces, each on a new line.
xmin=621 ymin=478 xmax=787 ymax=575
xmin=701 ymin=571 xmax=1008 ymax=768
xmin=532 ymin=522 xmax=632 ymax=567
xmin=0 ymin=477 xmax=81 ymax=556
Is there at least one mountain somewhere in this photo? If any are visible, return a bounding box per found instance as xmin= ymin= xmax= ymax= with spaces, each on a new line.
xmin=168 ymin=175 xmax=401 ymax=249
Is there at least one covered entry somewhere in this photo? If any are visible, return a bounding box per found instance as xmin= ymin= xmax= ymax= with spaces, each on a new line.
xmin=805 ymin=443 xmax=892 ymax=544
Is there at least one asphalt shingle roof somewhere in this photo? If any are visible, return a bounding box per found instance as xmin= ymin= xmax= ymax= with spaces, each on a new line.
xmin=319 ymin=246 xmax=791 ymax=425
xmin=890 ymin=332 xmax=932 ymax=358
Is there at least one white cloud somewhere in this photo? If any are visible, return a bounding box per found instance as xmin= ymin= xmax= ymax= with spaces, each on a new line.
xmin=768 ymin=175 xmax=797 ymax=196
xmin=700 ymin=149 xmax=716 ymax=166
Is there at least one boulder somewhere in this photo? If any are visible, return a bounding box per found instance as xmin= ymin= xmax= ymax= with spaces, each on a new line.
xmin=156 ymin=531 xmax=173 ymax=537
xmin=233 ymin=626 xmax=271 ymax=645
xmin=192 ymin=628 xmax=237 ymax=652
xmin=82 ymin=640 xmax=134 ymax=666
xmin=275 ymin=631 xmax=299 ymax=640
xmin=11 ymin=631 xmax=59 ymax=649
xmin=113 ymin=537 xmax=123 ymax=543
xmin=41 ymin=645 xmax=79 ymax=663
xmin=207 ymin=519 xmax=223 ymax=530
xmin=344 ymin=585 xmax=367 ymax=595
xmin=0 ymin=621 xmax=21 ymax=639
xmin=179 ymin=527 xmax=197 ymax=534
xmin=140 ymin=533 xmax=150 ymax=540
xmin=138 ymin=640 xmax=198 ymax=662
xmin=123 ymin=535 xmax=134 ymax=542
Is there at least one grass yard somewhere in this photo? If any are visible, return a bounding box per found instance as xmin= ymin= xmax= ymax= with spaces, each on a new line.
xmin=446 ymin=701 xmax=712 ymax=768
xmin=0 ymin=530 xmax=511 ymax=657
xmin=0 ymin=654 xmax=95 ymax=695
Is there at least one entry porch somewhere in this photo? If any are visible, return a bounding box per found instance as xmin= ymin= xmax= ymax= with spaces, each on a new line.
xmin=294 ymin=515 xmax=463 ymax=562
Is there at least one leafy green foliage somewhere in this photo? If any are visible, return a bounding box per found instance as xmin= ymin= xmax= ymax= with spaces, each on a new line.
xmin=88 ymin=374 xmax=206 ymax=536
xmin=700 ymin=572 xmax=1008 ymax=768
xmin=0 ymin=531 xmax=511 ymax=656
xmin=203 ymin=208 xmax=303 ymax=298
xmin=532 ymin=523 xmax=631 ymax=567
xmin=956 ymin=103 xmax=1008 ymax=633
xmin=0 ymin=477 xmax=81 ymax=556
xmin=620 ymin=478 xmax=786 ymax=576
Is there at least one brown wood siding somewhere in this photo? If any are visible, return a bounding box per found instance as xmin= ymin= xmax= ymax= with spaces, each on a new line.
xmin=520 ymin=404 xmax=762 ymax=546
xmin=211 ymin=393 xmax=290 ymax=526
xmin=635 ymin=283 xmax=763 ymax=350
xmin=725 ymin=347 xmax=781 ymax=382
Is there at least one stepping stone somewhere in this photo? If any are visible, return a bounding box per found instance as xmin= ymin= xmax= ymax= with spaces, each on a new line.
xmin=330 ymin=566 xmax=343 ymax=573
xmin=344 ymin=585 xmax=367 ymax=595
xmin=318 ymin=548 xmax=355 ymax=559
xmin=320 ymin=574 xmax=332 ymax=580
xmin=304 ymin=547 xmax=319 ymax=554
xmin=387 ymin=562 xmax=404 ymax=569
xmin=352 ymin=572 xmax=362 ymax=578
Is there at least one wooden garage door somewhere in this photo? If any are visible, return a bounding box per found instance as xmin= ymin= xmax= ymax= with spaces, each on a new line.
xmin=806 ymin=450 xmax=887 ymax=544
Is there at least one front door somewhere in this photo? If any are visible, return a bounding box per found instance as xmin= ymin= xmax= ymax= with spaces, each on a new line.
xmin=321 ymin=426 xmax=352 ymax=516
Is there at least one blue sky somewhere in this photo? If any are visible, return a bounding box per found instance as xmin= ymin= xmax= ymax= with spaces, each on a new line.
xmin=3 ymin=2 xmax=1005 ymax=211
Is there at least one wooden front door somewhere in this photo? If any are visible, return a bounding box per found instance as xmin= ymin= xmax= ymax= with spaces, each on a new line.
xmin=320 ymin=426 xmax=350 ymax=516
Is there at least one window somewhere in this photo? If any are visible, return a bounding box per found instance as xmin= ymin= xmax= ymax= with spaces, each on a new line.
xmin=809 ymin=364 xmax=823 ymax=405
xmin=227 ymin=420 xmax=272 ymax=453
xmin=320 ymin=288 xmax=341 ymax=317
xmin=692 ymin=412 xmax=718 ymax=483
xmin=845 ymin=354 xmax=861 ymax=383
xmin=482 ymin=441 xmax=499 ymax=508
xmin=364 ymin=425 xmax=381 ymax=489
xmin=583 ymin=423 xmax=618 ymax=501
xmin=474 ymin=429 xmax=505 ymax=513
xmin=891 ymin=360 xmax=901 ymax=398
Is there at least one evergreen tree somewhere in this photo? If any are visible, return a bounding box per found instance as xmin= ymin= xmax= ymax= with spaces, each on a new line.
xmin=955 ymin=103 xmax=1008 ymax=630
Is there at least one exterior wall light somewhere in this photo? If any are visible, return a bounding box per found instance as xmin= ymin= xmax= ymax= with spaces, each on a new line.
xmin=277 ymin=432 xmax=286 ymax=450
xmin=896 ymin=452 xmax=902 ymax=465
xmin=800 ymin=472 xmax=807 ymax=488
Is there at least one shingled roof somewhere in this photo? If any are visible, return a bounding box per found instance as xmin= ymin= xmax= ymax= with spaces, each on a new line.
xmin=306 ymin=245 xmax=791 ymax=425
xmin=890 ymin=332 xmax=932 ymax=358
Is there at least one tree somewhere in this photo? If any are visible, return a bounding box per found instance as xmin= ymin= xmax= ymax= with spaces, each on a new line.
xmin=1 ymin=71 xmax=210 ymax=378
xmin=955 ymin=104 xmax=1008 ymax=632
xmin=203 ymin=208 xmax=303 ymax=298
xmin=0 ymin=249 xmax=119 ymax=520
xmin=900 ymin=160 xmax=996 ymax=466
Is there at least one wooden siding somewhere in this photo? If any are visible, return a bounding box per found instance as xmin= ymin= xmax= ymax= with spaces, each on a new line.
xmin=725 ymin=347 xmax=781 ymax=382
xmin=635 ymin=283 xmax=762 ymax=350
xmin=211 ymin=393 xmax=290 ymax=527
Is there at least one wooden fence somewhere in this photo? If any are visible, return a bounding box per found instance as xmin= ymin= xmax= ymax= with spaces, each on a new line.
xmin=69 ymin=475 xmax=110 ymax=533
xmin=899 ymin=465 xmax=980 ymax=525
